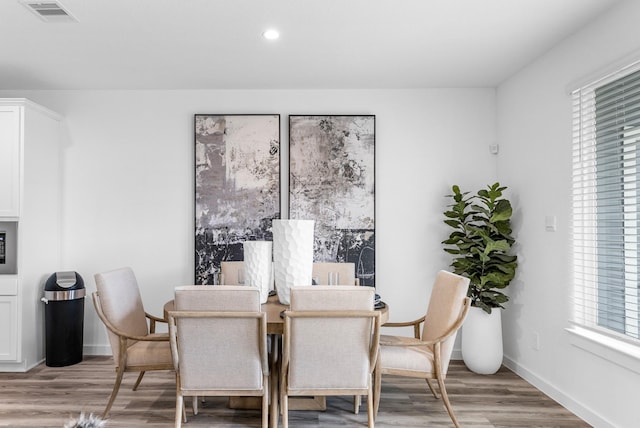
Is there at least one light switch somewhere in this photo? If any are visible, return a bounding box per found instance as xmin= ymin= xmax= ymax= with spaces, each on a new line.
xmin=545 ymin=215 xmax=557 ymax=232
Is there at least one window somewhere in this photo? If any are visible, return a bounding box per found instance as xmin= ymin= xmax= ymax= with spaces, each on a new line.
xmin=572 ymin=63 xmax=640 ymax=344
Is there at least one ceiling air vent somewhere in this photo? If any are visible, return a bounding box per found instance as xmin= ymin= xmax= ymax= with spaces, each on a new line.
xmin=21 ymin=1 xmax=78 ymax=22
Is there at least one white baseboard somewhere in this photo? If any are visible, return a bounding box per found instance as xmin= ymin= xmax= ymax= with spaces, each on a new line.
xmin=0 ymin=358 xmax=41 ymax=373
xmin=0 ymin=347 xmax=110 ymax=372
xmin=83 ymin=344 xmax=112 ymax=356
xmin=502 ymin=355 xmax=612 ymax=428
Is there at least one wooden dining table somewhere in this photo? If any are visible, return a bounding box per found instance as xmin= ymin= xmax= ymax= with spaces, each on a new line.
xmin=163 ymin=291 xmax=389 ymax=333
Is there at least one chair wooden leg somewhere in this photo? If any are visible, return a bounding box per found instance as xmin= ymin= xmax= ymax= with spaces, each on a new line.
xmin=174 ymin=373 xmax=186 ymax=424
xmin=193 ymin=395 xmax=198 ymax=415
xmin=262 ymin=375 xmax=269 ymax=428
xmin=437 ymin=374 xmax=460 ymax=428
xmin=175 ymin=392 xmax=183 ymax=428
xmin=373 ymin=361 xmax=382 ymax=419
xmin=270 ymin=334 xmax=280 ymax=428
xmin=102 ymin=365 xmax=125 ymax=418
xmin=366 ymin=387 xmax=374 ymax=428
xmin=270 ymin=376 xmax=279 ymax=428
xmin=426 ymin=378 xmax=440 ymax=399
xmin=354 ymin=394 xmax=361 ymax=414
xmin=281 ymin=394 xmax=289 ymax=428
xmin=132 ymin=371 xmax=145 ymax=391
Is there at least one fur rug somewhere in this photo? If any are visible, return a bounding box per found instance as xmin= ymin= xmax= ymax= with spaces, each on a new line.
xmin=63 ymin=413 xmax=107 ymax=428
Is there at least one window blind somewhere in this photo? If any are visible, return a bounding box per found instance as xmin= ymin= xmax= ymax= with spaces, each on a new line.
xmin=572 ymin=62 xmax=640 ymax=343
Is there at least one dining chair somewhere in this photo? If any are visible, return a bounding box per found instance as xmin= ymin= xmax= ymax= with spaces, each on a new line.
xmin=169 ymin=286 xmax=269 ymax=428
xmin=312 ymin=262 xmax=358 ymax=285
xmin=92 ymin=267 xmax=173 ymax=418
xmin=223 ymin=260 xmax=358 ymax=286
xmin=373 ymin=270 xmax=471 ymax=428
xmin=220 ymin=260 xmax=244 ymax=284
xmin=280 ymin=286 xmax=380 ymax=428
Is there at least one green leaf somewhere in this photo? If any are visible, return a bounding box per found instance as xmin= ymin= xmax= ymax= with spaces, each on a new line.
xmin=494 ymin=221 xmax=513 ymax=236
xmin=474 ymin=301 xmax=493 ymax=314
xmin=492 ymin=254 xmax=517 ymax=264
xmin=444 ymin=210 xmax=459 ymax=218
xmin=491 ymin=199 xmax=512 ymax=222
xmin=444 ymin=219 xmax=461 ymax=228
xmin=477 ymin=189 xmax=490 ymax=199
xmin=484 ymin=239 xmax=510 ymax=255
xmin=480 ymin=271 xmax=514 ymax=288
xmin=442 ymin=237 xmax=460 ymax=245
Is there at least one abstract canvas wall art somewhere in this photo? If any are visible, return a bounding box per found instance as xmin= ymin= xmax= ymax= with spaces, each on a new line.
xmin=195 ymin=114 xmax=280 ymax=285
xmin=289 ymin=115 xmax=375 ymax=286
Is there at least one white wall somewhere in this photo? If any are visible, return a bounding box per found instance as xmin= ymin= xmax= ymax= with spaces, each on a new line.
xmin=497 ymin=1 xmax=640 ymax=427
xmin=0 ymin=88 xmax=497 ymax=355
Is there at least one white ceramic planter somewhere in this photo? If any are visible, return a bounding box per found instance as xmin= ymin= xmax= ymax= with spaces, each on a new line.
xmin=272 ymin=219 xmax=314 ymax=305
xmin=243 ymin=241 xmax=273 ymax=303
xmin=461 ymin=306 xmax=503 ymax=374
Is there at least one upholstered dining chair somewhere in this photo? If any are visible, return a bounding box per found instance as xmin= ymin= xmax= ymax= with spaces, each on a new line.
xmin=220 ymin=260 xmax=244 ymax=284
xmin=92 ymin=267 xmax=173 ymax=418
xmin=280 ymin=286 xmax=381 ymax=428
xmin=312 ymin=262 xmax=358 ymax=285
xmin=222 ymin=261 xmax=358 ymax=286
xmin=373 ymin=270 xmax=471 ymax=428
xmin=169 ymin=286 xmax=269 ymax=428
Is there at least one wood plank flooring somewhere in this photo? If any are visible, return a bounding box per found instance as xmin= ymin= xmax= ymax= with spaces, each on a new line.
xmin=0 ymin=356 xmax=590 ymax=427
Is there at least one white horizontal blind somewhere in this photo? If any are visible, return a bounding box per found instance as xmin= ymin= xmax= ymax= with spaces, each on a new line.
xmin=572 ymin=62 xmax=640 ymax=342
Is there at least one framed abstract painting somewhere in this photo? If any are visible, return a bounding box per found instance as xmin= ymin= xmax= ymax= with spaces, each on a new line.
xmin=194 ymin=114 xmax=280 ymax=285
xmin=289 ymin=115 xmax=375 ymax=286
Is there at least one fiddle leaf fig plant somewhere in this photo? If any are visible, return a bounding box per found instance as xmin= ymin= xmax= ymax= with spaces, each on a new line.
xmin=442 ymin=182 xmax=518 ymax=314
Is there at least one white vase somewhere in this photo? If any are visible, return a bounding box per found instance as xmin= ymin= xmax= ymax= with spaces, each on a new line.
xmin=243 ymin=241 xmax=273 ymax=304
xmin=461 ymin=306 xmax=503 ymax=374
xmin=272 ymin=219 xmax=314 ymax=305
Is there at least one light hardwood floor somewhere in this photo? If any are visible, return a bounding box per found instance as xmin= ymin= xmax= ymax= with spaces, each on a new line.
xmin=0 ymin=356 xmax=590 ymax=427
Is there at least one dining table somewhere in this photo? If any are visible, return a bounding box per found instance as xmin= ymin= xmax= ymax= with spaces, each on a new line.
xmin=163 ymin=291 xmax=389 ymax=334
xmin=163 ymin=289 xmax=389 ymax=422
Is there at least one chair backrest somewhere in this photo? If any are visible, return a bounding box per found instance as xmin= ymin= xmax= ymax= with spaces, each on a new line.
xmin=421 ymin=270 xmax=470 ymax=373
xmin=171 ymin=286 xmax=267 ymax=390
xmin=220 ymin=261 xmax=244 ymax=285
xmin=311 ymin=262 xmax=357 ymax=285
xmin=94 ymin=267 xmax=149 ymax=362
xmin=285 ymin=286 xmax=377 ymax=392
xmin=222 ymin=261 xmax=357 ymax=285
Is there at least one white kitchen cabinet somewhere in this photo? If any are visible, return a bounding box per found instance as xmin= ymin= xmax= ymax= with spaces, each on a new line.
xmin=0 ymin=99 xmax=62 ymax=371
xmin=0 ymin=295 xmax=18 ymax=361
xmin=0 ymin=106 xmax=21 ymax=218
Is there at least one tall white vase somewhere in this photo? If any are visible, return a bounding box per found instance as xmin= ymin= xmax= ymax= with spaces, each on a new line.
xmin=272 ymin=219 xmax=314 ymax=305
xmin=461 ymin=306 xmax=503 ymax=374
xmin=243 ymin=241 xmax=273 ymax=304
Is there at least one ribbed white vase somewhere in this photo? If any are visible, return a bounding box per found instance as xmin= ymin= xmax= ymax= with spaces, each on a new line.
xmin=272 ymin=219 xmax=314 ymax=305
xmin=243 ymin=241 xmax=273 ymax=304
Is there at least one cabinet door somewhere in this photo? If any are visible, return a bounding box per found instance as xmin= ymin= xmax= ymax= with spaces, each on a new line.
xmin=0 ymin=296 xmax=18 ymax=361
xmin=0 ymin=106 xmax=21 ymax=217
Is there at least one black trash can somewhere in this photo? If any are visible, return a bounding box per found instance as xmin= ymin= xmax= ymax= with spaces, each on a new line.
xmin=42 ymin=271 xmax=85 ymax=367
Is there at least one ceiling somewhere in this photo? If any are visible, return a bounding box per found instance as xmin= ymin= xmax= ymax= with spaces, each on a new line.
xmin=0 ymin=0 xmax=622 ymax=90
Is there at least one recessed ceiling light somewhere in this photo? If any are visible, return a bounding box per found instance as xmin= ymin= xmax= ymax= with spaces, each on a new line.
xmin=263 ymin=29 xmax=280 ymax=40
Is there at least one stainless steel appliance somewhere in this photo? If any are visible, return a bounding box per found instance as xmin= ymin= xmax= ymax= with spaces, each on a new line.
xmin=0 ymin=222 xmax=17 ymax=274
